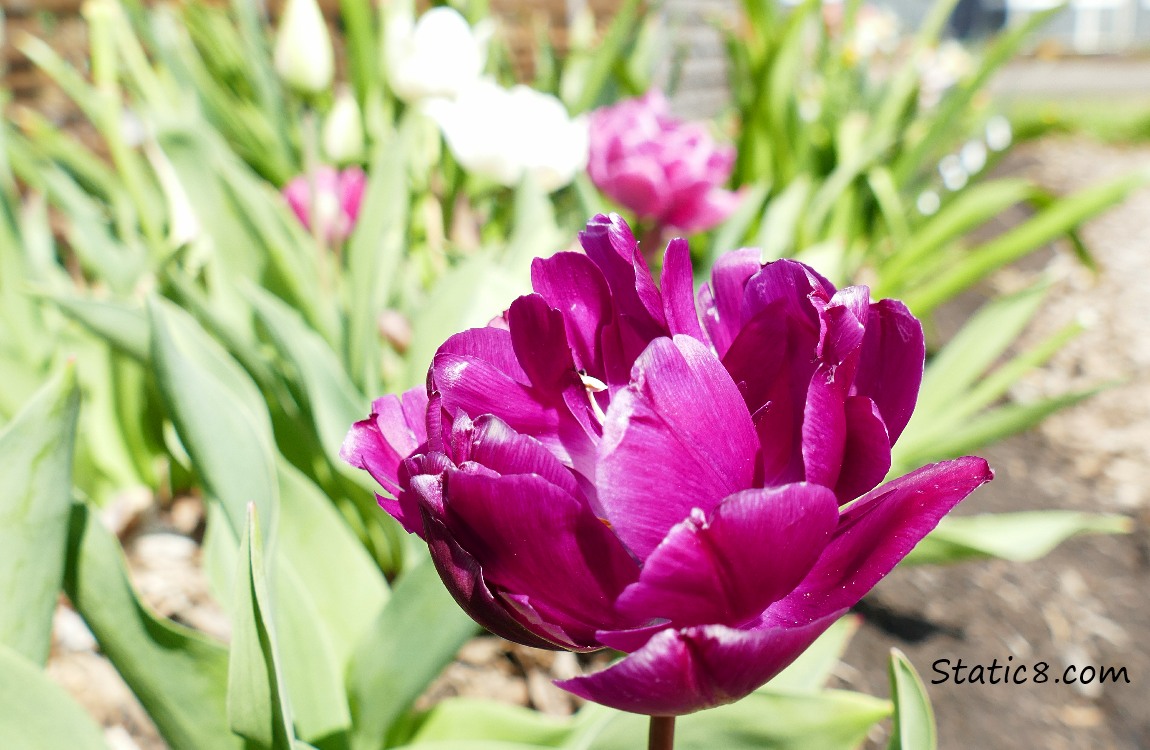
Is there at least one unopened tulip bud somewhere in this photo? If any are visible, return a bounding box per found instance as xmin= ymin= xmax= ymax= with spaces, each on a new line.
xmin=274 ymin=0 xmax=334 ymax=95
xmin=323 ymin=88 xmax=365 ymax=164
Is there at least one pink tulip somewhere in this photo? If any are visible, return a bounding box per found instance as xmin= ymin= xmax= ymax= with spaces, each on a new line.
xmin=588 ymin=91 xmax=741 ymax=234
xmin=283 ymin=166 xmax=366 ymax=244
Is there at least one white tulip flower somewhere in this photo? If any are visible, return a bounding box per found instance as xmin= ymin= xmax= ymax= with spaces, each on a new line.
xmin=386 ymin=7 xmax=489 ymax=103
xmin=425 ymin=79 xmax=589 ymax=193
xmin=274 ymin=0 xmax=334 ymax=94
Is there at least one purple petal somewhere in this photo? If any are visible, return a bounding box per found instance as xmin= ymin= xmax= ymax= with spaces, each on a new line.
xmin=602 ymin=157 xmax=669 ymax=219
xmin=659 ymin=238 xmax=706 ymax=342
xmin=598 ymin=335 xmax=758 ymax=559
xmin=530 ymin=252 xmax=613 ymax=377
xmin=443 ymin=470 xmax=640 ymax=648
xmin=764 ymin=457 xmax=994 ymax=627
xmin=720 ymin=303 xmax=807 ymax=486
xmin=698 ymin=248 xmax=760 ymax=357
xmin=579 ymin=214 xmax=666 ymax=338
xmin=508 ymin=294 xmax=581 ymax=394
xmin=615 ymin=483 xmax=838 ymax=627
xmin=851 ymin=299 xmax=925 ymax=444
xmin=431 ymin=352 xmax=555 ymax=437
xmin=388 ymin=452 xmax=454 ymax=536
xmin=741 ymin=259 xmax=833 ymax=334
xmin=419 ymin=505 xmax=563 ymax=651
xmin=557 ymin=612 xmax=843 ymax=715
xmin=834 ymin=396 xmax=892 ymax=502
xmin=436 ymin=326 xmax=528 ymax=384
xmin=340 ymin=386 xmax=429 ymax=497
xmin=662 ymin=185 xmax=743 ymax=234
xmin=451 ymin=413 xmax=582 ymax=501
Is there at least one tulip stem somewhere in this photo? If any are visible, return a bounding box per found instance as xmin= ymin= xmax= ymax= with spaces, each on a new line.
xmin=648 ymin=716 xmax=675 ymax=750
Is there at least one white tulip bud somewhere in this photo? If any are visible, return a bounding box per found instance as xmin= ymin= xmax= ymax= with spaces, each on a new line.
xmin=274 ymin=0 xmax=334 ymax=95
xmin=323 ymin=88 xmax=365 ymax=164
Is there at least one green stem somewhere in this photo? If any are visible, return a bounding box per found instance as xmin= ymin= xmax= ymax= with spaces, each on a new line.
xmin=648 ymin=716 xmax=675 ymax=750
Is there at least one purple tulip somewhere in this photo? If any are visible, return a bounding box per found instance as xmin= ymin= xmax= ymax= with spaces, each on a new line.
xmin=342 ymin=214 xmax=992 ymax=716
xmin=283 ymin=166 xmax=366 ymax=243
xmin=588 ymin=91 xmax=742 ymax=234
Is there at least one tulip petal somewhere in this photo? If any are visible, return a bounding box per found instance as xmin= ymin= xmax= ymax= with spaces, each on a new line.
xmin=852 ymin=299 xmax=925 ymax=443
xmin=834 ymin=396 xmax=892 ymax=502
xmin=764 ymin=457 xmax=994 ymax=627
xmin=444 ymin=470 xmax=640 ymax=648
xmin=530 ymin=252 xmax=613 ymax=377
xmin=420 ymin=506 xmax=563 ymax=651
xmin=659 ymin=238 xmax=706 ymax=342
xmin=697 ymin=248 xmax=759 ymax=357
xmin=598 ymin=335 xmax=758 ymax=559
xmin=452 ymin=414 xmax=582 ymax=500
xmin=340 ymin=386 xmax=429 ymax=497
xmin=741 ymin=259 xmax=832 ymax=334
xmin=508 ymin=294 xmax=580 ymax=394
xmin=557 ymin=612 xmax=843 ymax=715
xmin=579 ymin=214 xmax=666 ymax=338
xmin=615 ymin=483 xmax=838 ymax=627
xmin=436 ymin=326 xmax=528 ymax=384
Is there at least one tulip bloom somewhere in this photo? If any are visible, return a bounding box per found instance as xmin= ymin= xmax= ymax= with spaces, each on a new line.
xmin=273 ymin=0 xmax=334 ymax=94
xmin=425 ymin=79 xmax=588 ymax=193
xmin=283 ymin=166 xmax=366 ymax=244
xmin=588 ymin=92 xmax=741 ymax=234
xmin=343 ymin=214 xmax=992 ymax=715
xmin=386 ymin=6 xmax=488 ymax=103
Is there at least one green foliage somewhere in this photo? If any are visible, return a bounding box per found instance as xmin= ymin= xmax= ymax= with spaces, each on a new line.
xmin=0 ymin=367 xmax=79 ymax=664
xmin=0 ymin=642 xmax=110 ymax=750
xmin=887 ymin=649 xmax=937 ymax=750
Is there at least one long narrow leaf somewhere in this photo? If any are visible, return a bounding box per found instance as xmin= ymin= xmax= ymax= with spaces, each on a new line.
xmin=0 ymin=367 xmax=79 ymax=664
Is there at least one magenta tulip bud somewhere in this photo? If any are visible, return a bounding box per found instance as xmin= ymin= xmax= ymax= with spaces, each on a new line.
xmin=588 ymin=92 xmax=742 ymax=234
xmin=343 ymin=214 xmax=992 ymax=716
xmin=282 ymin=166 xmax=366 ymax=244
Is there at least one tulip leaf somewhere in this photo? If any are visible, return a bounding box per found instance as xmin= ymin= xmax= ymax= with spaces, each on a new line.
xmin=0 ymin=642 xmax=109 ymax=750
xmin=246 ymin=285 xmax=366 ymax=471
xmin=575 ymin=689 xmax=890 ymax=750
xmin=229 ymin=503 xmax=296 ymax=750
xmin=62 ymin=503 xmax=242 ymax=750
xmin=765 ymin=615 xmax=861 ymax=694
xmin=346 ymin=119 xmax=412 ymax=396
xmin=403 ymin=699 xmax=573 ymax=746
xmin=275 ymin=458 xmax=388 ymax=669
xmin=887 ymin=649 xmax=936 ymax=750
xmin=757 ymin=176 xmax=812 ymax=263
xmin=709 ymin=180 xmax=770 ymax=264
xmin=44 ymin=293 xmax=150 ymax=364
xmin=274 ymin=556 xmax=352 ymax=745
xmin=905 ymin=169 xmax=1149 ymax=314
xmin=149 ymin=296 xmax=278 ymax=541
xmin=347 ymin=559 xmax=480 ymax=750
xmin=905 ymin=511 xmax=1132 ymax=566
xmin=0 ymin=365 xmax=79 ymax=664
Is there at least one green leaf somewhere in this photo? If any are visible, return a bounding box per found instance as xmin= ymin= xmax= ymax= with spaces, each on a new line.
xmin=346 ymin=120 xmax=413 ymax=395
xmin=0 ymin=642 xmax=109 ymax=749
xmin=905 ymin=511 xmax=1132 ymax=566
xmin=63 ymin=503 xmax=242 ymax=750
xmin=276 ymin=459 xmax=388 ymax=667
xmin=247 ymin=285 xmax=366 ymax=467
xmin=348 ymin=560 xmax=479 ymax=750
xmin=758 ymin=176 xmax=813 ymax=262
xmin=569 ymin=0 xmax=643 ymax=114
xmin=914 ymin=283 xmax=1049 ymax=419
xmin=45 ymin=293 xmax=150 ymax=363
xmin=887 ymin=649 xmax=936 ymax=750
xmin=576 ymin=689 xmax=890 ymax=750
xmin=766 ymin=615 xmax=860 ymax=693
xmin=0 ymin=366 xmax=79 ymax=664
xmin=407 ymin=699 xmax=572 ymax=746
xmin=229 ymin=503 xmax=296 ymax=750
xmin=905 ymin=170 xmax=1149 ymax=314
xmin=708 ymin=181 xmax=770 ymax=264
xmin=149 ymin=297 xmax=278 ymax=540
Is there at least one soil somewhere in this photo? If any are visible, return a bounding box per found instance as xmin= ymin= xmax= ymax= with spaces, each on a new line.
xmin=44 ymin=135 xmax=1150 ymax=749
